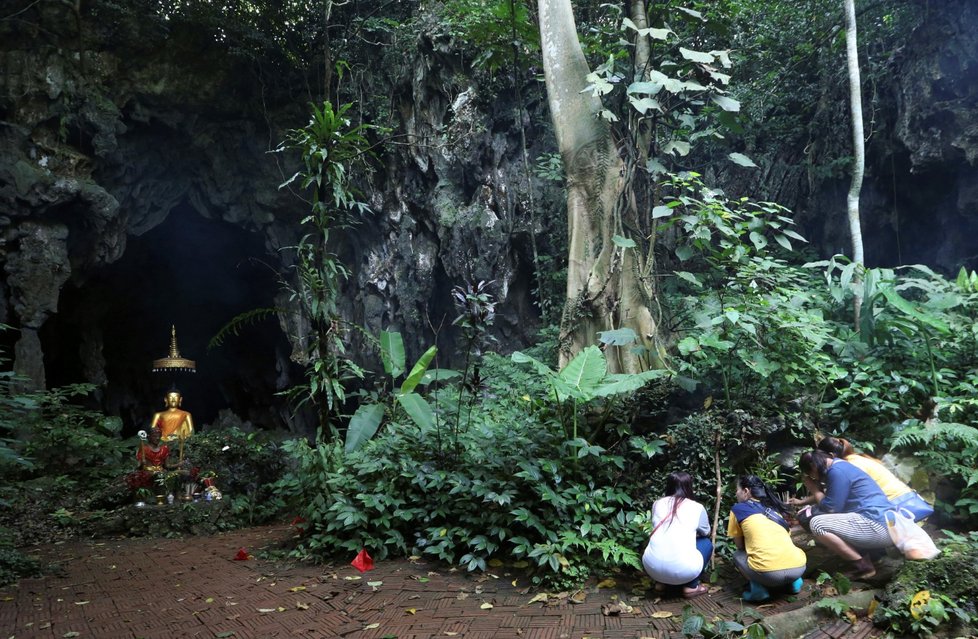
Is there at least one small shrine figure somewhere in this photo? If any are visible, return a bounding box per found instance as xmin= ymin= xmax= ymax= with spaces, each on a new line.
xmin=137 ymin=426 xmax=170 ymax=471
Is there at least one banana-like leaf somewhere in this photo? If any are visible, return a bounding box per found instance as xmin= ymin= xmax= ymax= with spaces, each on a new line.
xmin=344 ymin=403 xmax=385 ymax=453
xmin=400 ymin=346 xmax=438 ymax=395
xmin=420 ymin=369 xmax=462 ymax=384
xmin=397 ymin=392 xmax=435 ymax=430
xmin=380 ymin=330 xmax=405 ymax=378
xmin=512 ymin=351 xmax=558 ymax=379
xmin=881 ymin=287 xmax=950 ymax=334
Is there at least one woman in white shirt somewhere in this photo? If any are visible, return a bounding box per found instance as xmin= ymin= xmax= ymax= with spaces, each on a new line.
xmin=642 ymin=471 xmax=713 ymax=598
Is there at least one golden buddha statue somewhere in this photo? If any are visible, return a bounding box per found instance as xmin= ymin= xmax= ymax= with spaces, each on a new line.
xmin=150 ymin=390 xmax=194 ymax=441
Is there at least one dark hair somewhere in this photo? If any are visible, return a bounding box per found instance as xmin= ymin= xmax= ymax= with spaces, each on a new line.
xmin=738 ymin=475 xmax=790 ymax=518
xmin=664 ymin=471 xmax=695 ymax=526
xmin=799 ymin=450 xmax=832 ymax=482
xmin=817 ymin=436 xmax=855 ymax=458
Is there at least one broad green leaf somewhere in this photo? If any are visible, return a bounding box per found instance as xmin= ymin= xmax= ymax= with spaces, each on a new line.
xmin=419 ymin=369 xmax=461 ymax=384
xmin=675 ymin=271 xmax=702 ymax=287
xmin=728 ymin=152 xmax=756 ymax=167
xmin=712 ymin=95 xmax=740 ymax=112
xmin=627 ymin=81 xmax=664 ymax=96
xmin=380 ymin=330 xmax=405 ymax=378
xmin=652 ymin=205 xmax=673 ymax=219
xmin=748 ymin=231 xmax=767 ymax=250
xmin=646 ymin=158 xmax=668 ymax=175
xmin=676 ymin=7 xmax=705 ymax=21
xmin=400 ymin=345 xmax=437 ymax=395
xmin=512 ymin=351 xmax=557 ymax=380
xmin=558 ymin=345 xmax=607 ymax=399
xmin=345 ymin=403 xmax=385 ymax=453
xmin=629 ymin=96 xmax=661 ymax=114
xmin=663 ymin=140 xmax=691 ymax=157
xmin=675 ymin=245 xmax=695 ymax=261
xmin=677 ymin=337 xmax=699 ymax=356
xmin=648 ymin=27 xmax=672 ymax=40
xmin=839 ymin=261 xmax=857 ymax=291
xmin=782 ymin=228 xmax=807 ymax=242
xmin=724 ymin=310 xmax=741 ymax=325
xmin=775 ymin=234 xmax=792 ymax=250
xmin=881 ymin=287 xmax=950 ymax=333
xmin=597 ymin=328 xmax=639 ymax=346
xmin=612 ymin=234 xmax=637 ymax=248
xmin=396 ymin=392 xmax=435 ymax=430
xmin=593 ymin=370 xmax=669 ymax=398
xmin=711 ymin=50 xmax=733 ymax=68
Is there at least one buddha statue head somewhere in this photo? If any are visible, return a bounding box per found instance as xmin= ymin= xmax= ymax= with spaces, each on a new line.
xmin=164 ymin=390 xmax=184 ymax=410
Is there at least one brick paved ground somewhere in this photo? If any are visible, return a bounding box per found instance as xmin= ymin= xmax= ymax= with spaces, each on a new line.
xmin=0 ymin=525 xmax=884 ymax=639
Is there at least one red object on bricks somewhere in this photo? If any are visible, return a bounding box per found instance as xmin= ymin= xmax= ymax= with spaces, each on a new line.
xmin=233 ymin=547 xmax=251 ymax=561
xmin=350 ymin=549 xmax=374 ymax=573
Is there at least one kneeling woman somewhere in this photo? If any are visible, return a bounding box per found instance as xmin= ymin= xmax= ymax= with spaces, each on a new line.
xmin=798 ymin=450 xmax=895 ymax=578
xmin=642 ymin=471 xmax=713 ymax=598
xmin=728 ymin=475 xmax=807 ymax=601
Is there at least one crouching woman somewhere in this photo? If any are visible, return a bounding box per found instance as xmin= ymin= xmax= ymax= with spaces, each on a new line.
xmin=642 ymin=471 xmax=713 ymax=598
xmin=728 ymin=475 xmax=807 ymax=601
xmin=798 ymin=450 xmax=895 ymax=579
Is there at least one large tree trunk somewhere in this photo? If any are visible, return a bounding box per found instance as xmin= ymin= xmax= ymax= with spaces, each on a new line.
xmin=844 ymin=0 xmax=866 ymax=325
xmin=538 ymin=0 xmax=659 ymax=373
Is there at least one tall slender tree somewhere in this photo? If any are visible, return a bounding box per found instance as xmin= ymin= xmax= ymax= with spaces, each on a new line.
xmin=844 ymin=0 xmax=866 ymax=324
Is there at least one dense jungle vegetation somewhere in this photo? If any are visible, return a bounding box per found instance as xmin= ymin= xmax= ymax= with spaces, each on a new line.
xmin=3 ymin=0 xmax=978 ymax=635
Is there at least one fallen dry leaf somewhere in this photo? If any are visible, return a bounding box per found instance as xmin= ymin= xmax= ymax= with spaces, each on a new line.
xmin=480 ymin=602 xmax=493 ymax=610
xmin=206 ymin=597 xmax=214 ymax=603
xmin=527 ymin=593 xmax=548 ymax=605
xmin=456 ymin=592 xmax=469 ymax=601
xmin=651 ymin=611 xmax=673 ymax=619
xmin=296 ymin=602 xmax=309 ymax=610
xmin=288 ymin=586 xmax=306 ymax=592
xmin=364 ymin=623 xmax=380 ymax=629
xmin=73 ymin=601 xmax=89 ymax=606
xmin=444 ymin=633 xmax=459 ymax=637
xmin=405 ymin=608 xmax=417 ymax=615
xmin=343 ymin=576 xmax=361 ymax=581
xmin=596 ymin=578 xmax=617 ymax=589
xmin=488 ymin=558 xmax=504 ymax=567
xmin=569 ymin=591 xmax=587 ymax=604
xmin=512 ymin=560 xmax=529 ymax=569
xmin=600 ymin=602 xmax=634 ymax=616
xmin=257 ymin=608 xmax=277 ymax=613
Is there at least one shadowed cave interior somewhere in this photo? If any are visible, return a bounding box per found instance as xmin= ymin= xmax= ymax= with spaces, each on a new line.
xmin=40 ymin=203 xmax=295 ymax=435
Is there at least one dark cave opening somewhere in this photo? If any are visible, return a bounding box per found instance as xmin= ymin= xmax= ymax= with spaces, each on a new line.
xmin=41 ymin=202 xmax=294 ymax=436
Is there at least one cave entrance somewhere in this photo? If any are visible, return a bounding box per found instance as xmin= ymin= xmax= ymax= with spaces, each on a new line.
xmin=41 ymin=202 xmax=293 ymax=435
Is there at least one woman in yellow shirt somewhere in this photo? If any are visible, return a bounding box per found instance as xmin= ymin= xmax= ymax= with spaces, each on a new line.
xmin=816 ymin=437 xmax=933 ymax=521
xmin=728 ymin=475 xmax=807 ymax=601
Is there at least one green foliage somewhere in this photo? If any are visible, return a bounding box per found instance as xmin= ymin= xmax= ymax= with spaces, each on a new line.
xmin=432 ymin=0 xmax=539 ymax=74
xmin=0 ymin=543 xmax=42 ymax=587
xmin=580 ymin=3 xmax=747 ymax=169
xmin=873 ymin=532 xmax=978 ymax=636
xmin=344 ymin=329 xmax=454 ymax=454
xmin=182 ymin=427 xmax=289 ymax=526
xmin=681 ymin=604 xmax=768 ymax=638
xmin=272 ymin=354 xmax=650 ymax=589
xmin=511 ymin=344 xmax=668 ymax=443
xmin=659 ymin=173 xmax=841 ymax=411
xmin=276 ymin=101 xmax=376 ymax=433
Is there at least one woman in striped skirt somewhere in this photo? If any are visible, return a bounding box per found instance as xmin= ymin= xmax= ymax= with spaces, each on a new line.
xmin=796 ymin=450 xmax=895 ymax=579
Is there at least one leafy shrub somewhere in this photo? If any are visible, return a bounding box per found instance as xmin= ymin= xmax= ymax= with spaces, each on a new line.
xmin=872 ymin=531 xmax=978 ymax=636
xmin=182 ymin=427 xmax=289 ymax=525
xmin=273 ymin=355 xmax=651 ymax=587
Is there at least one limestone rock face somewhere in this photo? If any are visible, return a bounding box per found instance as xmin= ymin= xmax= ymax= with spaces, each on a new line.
xmin=0 ymin=4 xmax=555 ymax=431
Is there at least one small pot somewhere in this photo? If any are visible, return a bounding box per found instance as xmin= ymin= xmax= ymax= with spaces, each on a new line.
xmin=155 ymin=494 xmax=166 ymax=506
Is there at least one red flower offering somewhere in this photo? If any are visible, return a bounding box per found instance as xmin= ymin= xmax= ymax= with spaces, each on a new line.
xmin=351 ymin=549 xmax=374 ymax=573
xmin=233 ymin=547 xmax=251 ymax=561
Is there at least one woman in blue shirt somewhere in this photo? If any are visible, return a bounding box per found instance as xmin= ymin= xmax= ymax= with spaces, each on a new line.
xmin=797 ymin=450 xmax=895 ymax=579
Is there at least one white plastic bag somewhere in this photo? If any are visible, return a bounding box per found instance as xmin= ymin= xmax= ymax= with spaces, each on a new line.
xmin=885 ymin=508 xmax=940 ymax=560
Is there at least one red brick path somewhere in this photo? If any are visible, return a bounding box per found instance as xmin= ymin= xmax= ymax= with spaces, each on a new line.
xmin=0 ymin=526 xmax=880 ymax=638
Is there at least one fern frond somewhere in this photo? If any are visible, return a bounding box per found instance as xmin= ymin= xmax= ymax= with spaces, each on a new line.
xmin=891 ymin=420 xmax=978 ymax=449
xmin=208 ymin=308 xmax=282 ymax=350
